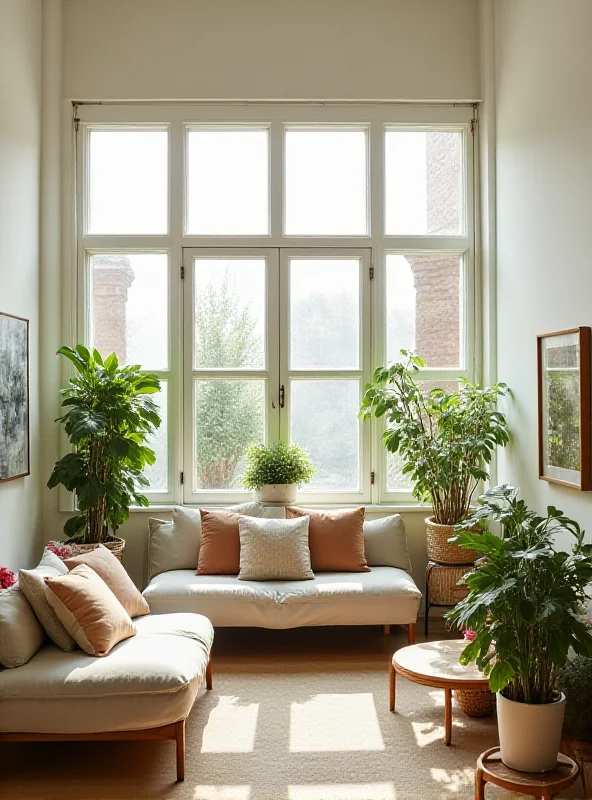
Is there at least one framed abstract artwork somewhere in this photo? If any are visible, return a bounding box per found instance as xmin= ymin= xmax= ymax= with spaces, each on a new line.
xmin=537 ymin=327 xmax=591 ymax=490
xmin=0 ymin=312 xmax=30 ymax=482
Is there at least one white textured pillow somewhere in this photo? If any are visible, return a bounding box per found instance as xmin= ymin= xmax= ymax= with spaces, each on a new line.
xmin=238 ymin=516 xmax=314 ymax=581
xmin=19 ymin=549 xmax=76 ymax=651
xmin=147 ymin=502 xmax=268 ymax=580
xmin=363 ymin=515 xmax=412 ymax=572
xmin=0 ymin=585 xmax=45 ymax=668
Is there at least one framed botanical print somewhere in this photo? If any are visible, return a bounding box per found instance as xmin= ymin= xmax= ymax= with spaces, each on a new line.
xmin=0 ymin=312 xmax=30 ymax=482
xmin=537 ymin=327 xmax=591 ymax=490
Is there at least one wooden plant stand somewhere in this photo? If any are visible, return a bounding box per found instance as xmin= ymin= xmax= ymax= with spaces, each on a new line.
xmin=475 ymin=747 xmax=580 ymax=799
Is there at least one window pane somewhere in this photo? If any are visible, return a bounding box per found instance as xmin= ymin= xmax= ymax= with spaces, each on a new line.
xmin=144 ymin=381 xmax=168 ymax=493
xmin=386 ymin=253 xmax=462 ymax=369
xmin=90 ymin=252 xmax=168 ymax=370
xmin=194 ymin=258 xmax=266 ymax=370
xmin=291 ymin=380 xmax=359 ymax=491
xmin=290 ymin=259 xmax=360 ymax=370
xmin=195 ymin=380 xmax=265 ymax=490
xmin=88 ymin=130 xmax=168 ymax=234
xmin=385 ymin=130 xmax=463 ymax=235
xmin=386 ymin=380 xmax=459 ymax=492
xmin=187 ymin=130 xmax=269 ymax=235
xmin=285 ymin=130 xmax=367 ymax=235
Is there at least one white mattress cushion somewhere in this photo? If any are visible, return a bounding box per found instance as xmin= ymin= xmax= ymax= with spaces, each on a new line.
xmin=143 ymin=567 xmax=421 ymax=628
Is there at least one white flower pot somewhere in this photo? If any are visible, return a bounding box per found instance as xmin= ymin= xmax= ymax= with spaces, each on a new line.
xmin=256 ymin=483 xmax=298 ymax=504
xmin=496 ymin=691 xmax=566 ymax=772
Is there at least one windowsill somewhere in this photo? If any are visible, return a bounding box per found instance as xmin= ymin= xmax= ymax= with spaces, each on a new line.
xmin=125 ymin=502 xmax=432 ymax=514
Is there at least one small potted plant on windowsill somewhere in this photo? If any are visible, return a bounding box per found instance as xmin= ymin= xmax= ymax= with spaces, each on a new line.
xmin=242 ymin=441 xmax=315 ymax=504
xmin=360 ymin=350 xmax=509 ymax=563
xmin=447 ymin=484 xmax=592 ymax=773
xmin=47 ymin=346 xmax=161 ymax=559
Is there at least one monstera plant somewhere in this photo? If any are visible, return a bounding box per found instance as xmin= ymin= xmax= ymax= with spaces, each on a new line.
xmin=48 ymin=346 xmax=161 ymax=545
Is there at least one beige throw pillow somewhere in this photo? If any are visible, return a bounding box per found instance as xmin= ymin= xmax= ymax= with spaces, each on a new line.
xmin=44 ymin=564 xmax=136 ymax=657
xmin=363 ymin=515 xmax=412 ymax=572
xmin=19 ymin=549 xmax=76 ymax=651
xmin=238 ymin=516 xmax=314 ymax=581
xmin=0 ymin=584 xmax=45 ymax=668
xmin=65 ymin=544 xmax=149 ymax=618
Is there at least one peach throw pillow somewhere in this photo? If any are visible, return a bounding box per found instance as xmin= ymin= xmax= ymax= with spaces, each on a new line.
xmin=286 ymin=507 xmax=369 ymax=572
xmin=197 ymin=509 xmax=241 ymax=575
xmin=65 ymin=543 xmax=149 ymax=618
xmin=44 ymin=564 xmax=136 ymax=657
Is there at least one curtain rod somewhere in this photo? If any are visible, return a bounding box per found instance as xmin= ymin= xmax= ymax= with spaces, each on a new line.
xmin=71 ymin=99 xmax=480 ymax=108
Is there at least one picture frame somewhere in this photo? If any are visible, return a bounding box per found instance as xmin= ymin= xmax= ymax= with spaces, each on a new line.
xmin=0 ymin=312 xmax=30 ymax=482
xmin=537 ymin=327 xmax=591 ymax=491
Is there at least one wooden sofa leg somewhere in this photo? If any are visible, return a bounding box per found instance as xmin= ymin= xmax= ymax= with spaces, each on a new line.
xmin=408 ymin=623 xmax=416 ymax=645
xmin=175 ymin=719 xmax=186 ymax=782
xmin=206 ymin=657 xmax=213 ymax=690
xmin=383 ymin=624 xmax=391 ymax=635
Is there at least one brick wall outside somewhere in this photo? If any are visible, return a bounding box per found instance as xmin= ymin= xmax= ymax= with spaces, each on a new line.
xmin=91 ymin=254 xmax=134 ymax=362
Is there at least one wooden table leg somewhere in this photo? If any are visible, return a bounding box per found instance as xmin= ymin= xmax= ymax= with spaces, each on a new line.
xmin=474 ymin=768 xmax=485 ymax=800
xmin=384 ymin=624 xmax=391 ymax=635
xmin=389 ymin=662 xmax=396 ymax=712
xmin=444 ymin=688 xmax=452 ymax=746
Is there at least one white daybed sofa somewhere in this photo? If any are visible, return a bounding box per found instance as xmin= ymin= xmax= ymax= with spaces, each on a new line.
xmin=143 ymin=506 xmax=422 ymax=644
xmin=0 ymin=607 xmax=213 ymax=782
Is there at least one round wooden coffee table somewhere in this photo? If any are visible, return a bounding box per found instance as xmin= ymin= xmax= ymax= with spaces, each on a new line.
xmin=390 ymin=639 xmax=491 ymax=746
xmin=475 ymin=747 xmax=580 ymax=799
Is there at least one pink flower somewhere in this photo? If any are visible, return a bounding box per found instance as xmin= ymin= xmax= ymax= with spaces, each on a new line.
xmin=463 ymin=629 xmax=477 ymax=641
xmin=47 ymin=541 xmax=75 ymax=559
xmin=0 ymin=567 xmax=16 ymax=590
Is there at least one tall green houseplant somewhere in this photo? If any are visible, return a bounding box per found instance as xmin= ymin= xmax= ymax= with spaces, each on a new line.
xmin=360 ymin=351 xmax=509 ymax=525
xmin=447 ymin=484 xmax=592 ymax=771
xmin=48 ymin=346 xmax=161 ymax=543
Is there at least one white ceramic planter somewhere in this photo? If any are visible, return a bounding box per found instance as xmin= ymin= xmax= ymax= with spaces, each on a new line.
xmin=256 ymin=483 xmax=298 ymax=504
xmin=496 ymin=691 xmax=566 ymax=772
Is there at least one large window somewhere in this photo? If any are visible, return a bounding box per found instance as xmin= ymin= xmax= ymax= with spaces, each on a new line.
xmin=74 ymin=104 xmax=476 ymax=506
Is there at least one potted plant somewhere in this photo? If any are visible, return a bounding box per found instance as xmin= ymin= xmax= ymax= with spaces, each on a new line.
xmin=447 ymin=484 xmax=592 ymax=772
xmin=558 ymin=654 xmax=592 ymax=744
xmin=360 ymin=351 xmax=509 ymax=563
xmin=47 ymin=346 xmax=161 ymax=557
xmin=242 ymin=441 xmax=315 ymax=503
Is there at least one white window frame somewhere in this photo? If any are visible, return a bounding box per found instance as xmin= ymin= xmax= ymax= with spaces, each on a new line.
xmin=69 ymin=103 xmax=477 ymax=509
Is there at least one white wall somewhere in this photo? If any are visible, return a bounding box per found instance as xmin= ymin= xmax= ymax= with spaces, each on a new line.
xmin=494 ymin=0 xmax=592 ymax=538
xmin=0 ymin=0 xmax=42 ymax=571
xmin=62 ymin=0 xmax=480 ymax=102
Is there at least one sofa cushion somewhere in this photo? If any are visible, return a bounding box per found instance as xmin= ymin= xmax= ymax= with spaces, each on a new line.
xmin=44 ymin=564 xmax=136 ymax=656
xmin=147 ymin=502 xmax=266 ymax=580
xmin=65 ymin=543 xmax=150 ymax=618
xmin=0 ymin=585 xmax=45 ymax=668
xmin=363 ymin=514 xmax=412 ymax=572
xmin=143 ymin=566 xmax=421 ymax=628
xmin=0 ymin=612 xmax=214 ymax=734
xmin=19 ymin=549 xmax=76 ymax=651
xmin=238 ymin=516 xmax=314 ymax=581
xmin=286 ymin=506 xmax=369 ymax=572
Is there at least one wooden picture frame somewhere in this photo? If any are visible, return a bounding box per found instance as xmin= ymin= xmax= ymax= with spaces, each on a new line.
xmin=537 ymin=327 xmax=591 ymax=491
xmin=0 ymin=312 xmax=30 ymax=482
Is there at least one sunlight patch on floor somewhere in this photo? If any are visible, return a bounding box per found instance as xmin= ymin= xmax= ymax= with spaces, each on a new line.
xmin=430 ymin=768 xmax=474 ymax=793
xmin=192 ymin=787 xmax=251 ymax=800
xmin=290 ymin=693 xmax=384 ymax=752
xmin=289 ymin=783 xmax=396 ymax=800
xmin=201 ymin=696 xmax=259 ymax=753
xmin=411 ymin=720 xmax=445 ymax=747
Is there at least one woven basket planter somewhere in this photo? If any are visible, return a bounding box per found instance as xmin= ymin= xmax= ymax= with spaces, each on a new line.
xmin=456 ymin=689 xmax=496 ymax=718
xmin=426 ymin=517 xmax=479 ymax=565
xmin=426 ymin=562 xmax=471 ymax=605
xmin=49 ymin=537 xmax=125 ymax=562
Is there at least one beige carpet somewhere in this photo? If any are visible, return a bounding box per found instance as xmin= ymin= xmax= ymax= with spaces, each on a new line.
xmin=0 ymin=658 xmax=585 ymax=800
